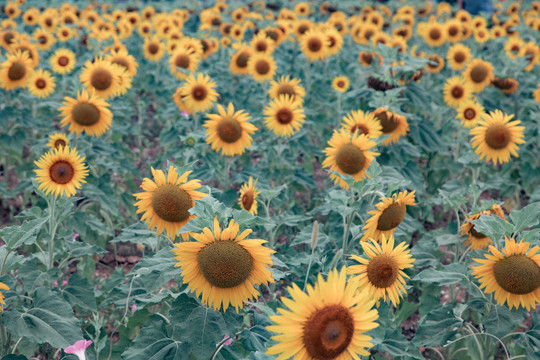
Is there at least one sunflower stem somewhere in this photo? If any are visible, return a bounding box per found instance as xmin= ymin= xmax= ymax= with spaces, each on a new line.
xmin=303 ymin=246 xmax=316 ymax=291
xmin=47 ymin=196 xmax=57 ymax=270
xmin=0 ymin=249 xmax=10 ymax=276
xmin=2 ymin=155 xmax=8 ymax=187
xmin=0 ymin=316 xmax=8 ymax=356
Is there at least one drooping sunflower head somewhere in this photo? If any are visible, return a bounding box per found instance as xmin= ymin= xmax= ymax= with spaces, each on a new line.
xmin=322 ymin=129 xmax=379 ymax=190
xmin=134 ymin=166 xmax=208 ymax=240
xmin=263 ymin=94 xmax=305 ymax=137
xmin=372 ymin=108 xmax=409 ymax=145
xmin=27 ymin=68 xmax=56 ymax=98
xmin=204 ymin=102 xmax=257 ymax=156
xmin=238 ymin=177 xmax=261 ymax=215
xmin=179 ymin=73 xmax=219 ymax=113
xmin=247 ymin=52 xmax=276 ymax=82
xmin=443 ymin=76 xmax=473 ymax=108
xmin=341 ymin=109 xmax=382 ymax=139
xmin=34 ymin=146 xmax=88 ymax=198
xmin=268 ymin=75 xmax=306 ymax=103
xmin=0 ymin=50 xmax=33 ymax=90
xmin=47 ymin=133 xmax=69 ymax=150
xmin=447 ymin=43 xmax=471 ymax=70
xmin=455 ymin=100 xmax=485 ymax=128
xmin=331 ymin=76 xmax=350 ymax=93
xmin=58 ymin=89 xmax=113 ymax=137
xmin=470 ymin=110 xmax=526 ymax=165
xmin=350 ymin=234 xmax=415 ymax=306
xmin=266 ymin=267 xmax=379 ymax=359
xmin=358 ymin=51 xmax=383 ymax=67
xmin=463 ymin=58 xmax=495 ymax=93
xmin=492 ymin=77 xmax=519 ymax=94
xmin=172 ymin=217 xmax=275 ymax=311
xmin=460 ymin=204 xmax=505 ymax=250
xmin=361 ymin=190 xmax=416 ymax=242
xmin=50 ymin=48 xmax=76 ymax=74
xmin=472 ymin=237 xmax=540 ymax=310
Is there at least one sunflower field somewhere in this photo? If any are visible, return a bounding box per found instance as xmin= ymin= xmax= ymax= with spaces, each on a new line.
xmin=1 ymin=0 xmax=540 ymax=359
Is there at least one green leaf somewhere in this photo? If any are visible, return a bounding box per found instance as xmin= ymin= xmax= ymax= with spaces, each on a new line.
xmin=413 ymin=263 xmax=467 ymax=285
xmin=3 ymin=287 xmax=83 ymax=349
xmin=0 ymin=246 xmax=26 ymax=274
xmin=509 ymin=203 xmax=540 ymax=233
xmin=394 ymin=301 xmax=419 ymax=326
xmin=240 ymin=326 xmax=272 ymax=352
xmin=61 ymin=273 xmax=98 ymax=312
xmin=377 ymin=329 xmax=424 ymax=359
xmin=130 ymin=248 xmax=178 ymax=293
xmin=2 ymin=355 xmax=28 ymax=360
xmin=414 ymin=305 xmax=463 ymax=346
xmin=470 ymin=215 xmax=514 ymax=242
xmin=0 ymin=217 xmax=48 ymax=250
xmin=484 ymin=305 xmax=526 ymax=338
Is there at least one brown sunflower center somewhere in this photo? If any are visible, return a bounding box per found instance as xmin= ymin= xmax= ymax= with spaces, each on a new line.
xmin=364 ymin=29 xmax=375 ymax=40
xmin=58 ymin=56 xmax=69 ymax=66
xmin=307 ymin=37 xmax=322 ymax=52
xmin=350 ymin=124 xmax=370 ymax=136
xmin=277 ymin=84 xmax=296 ymax=97
xmin=454 ymin=51 xmax=466 ymax=63
xmin=148 ymin=42 xmax=159 ymax=54
xmin=493 ymin=255 xmax=540 ymax=295
xmin=361 ymin=52 xmax=373 ymax=64
xmin=235 ymin=52 xmax=250 ymax=68
xmin=376 ymin=111 xmax=398 ymax=133
xmin=298 ymin=24 xmax=309 ymax=35
xmin=90 ymin=68 xmax=113 ymax=91
xmin=470 ymin=64 xmax=488 ymax=83
xmin=464 ymin=108 xmax=476 ymax=120
xmin=255 ymin=59 xmax=270 ymax=75
xmin=112 ymin=58 xmax=129 ymax=70
xmin=511 ymin=45 xmax=520 ymax=53
xmin=469 ymin=225 xmax=486 ymax=239
xmin=448 ymin=25 xmax=459 ymax=36
xmin=38 ymin=35 xmax=47 ymax=44
xmin=35 ymin=78 xmax=47 ymax=89
xmin=49 ymin=161 xmax=74 ymax=184
xmin=54 ymin=139 xmax=66 ymax=148
xmin=337 ymin=81 xmax=345 ymax=88
xmin=303 ymin=304 xmax=355 ymax=360
xmin=451 ymin=86 xmax=464 ymax=99
xmin=328 ymin=36 xmax=336 ymax=48
xmin=8 ymin=62 xmax=26 ymax=81
xmin=72 ymin=102 xmax=100 ymax=126
xmin=377 ymin=202 xmax=407 ymax=231
xmin=175 ymin=54 xmax=190 ymax=69
xmin=255 ymin=41 xmax=267 ymax=52
xmin=367 ymin=254 xmax=399 ymax=288
xmin=151 ymin=183 xmax=192 ymax=223
xmin=3 ymin=32 xmax=14 ymax=45
xmin=485 ymin=124 xmax=511 ymax=150
xmin=335 ymin=143 xmax=365 ymax=175
xmin=197 ymin=240 xmax=254 ymax=288
xmin=217 ymin=117 xmax=242 ymax=143
xmin=242 ymin=191 xmax=254 ymax=211
xmin=266 ymin=30 xmax=279 ymax=41
xmin=276 ymin=108 xmax=293 ymax=124
xmin=191 ymin=85 xmax=208 ymax=101
xmin=429 ymin=28 xmax=442 ymax=40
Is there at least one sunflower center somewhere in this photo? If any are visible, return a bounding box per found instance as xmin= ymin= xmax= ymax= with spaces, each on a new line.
xmin=448 ymin=25 xmax=459 ymax=36
xmin=54 ymin=139 xmax=66 ymax=148
xmin=255 ymin=59 xmax=270 ymax=75
xmin=255 ymin=41 xmax=267 ymax=52
xmin=451 ymin=86 xmax=464 ymax=99
xmin=148 ymin=43 xmax=159 ymax=54
xmin=276 ymin=108 xmax=293 ymax=125
xmin=376 ymin=111 xmax=398 ymax=133
xmin=175 ymin=54 xmax=190 ymax=69
xmin=298 ymin=24 xmax=309 ymax=34
xmin=469 ymin=225 xmax=486 ymax=239
xmin=454 ymin=51 xmax=466 ymax=63
xmin=235 ymin=52 xmax=250 ymax=68
xmin=470 ymin=64 xmax=488 ymax=83
xmin=35 ymin=78 xmax=47 ymax=89
xmin=464 ymin=108 xmax=476 ymax=120
xmin=335 ymin=143 xmax=365 ymax=175
xmin=191 ymin=85 xmax=208 ymax=101
xmin=242 ymin=191 xmax=254 ymax=211
xmin=429 ymin=28 xmax=441 ymax=40
xmin=197 ymin=240 xmax=254 ymax=288
xmin=367 ymin=254 xmax=399 ymax=288
xmin=485 ymin=124 xmax=511 ymax=150
xmin=350 ymin=124 xmax=370 ymax=135
xmin=151 ymin=183 xmax=192 ymax=223
xmin=8 ymin=62 xmax=26 ymax=81
xmin=58 ymin=56 xmax=69 ymax=66
xmin=362 ymin=53 xmax=373 ymax=64
xmin=277 ymin=84 xmax=296 ymax=97
xmin=49 ymin=161 xmax=74 ymax=185
xmin=90 ymin=68 xmax=113 ymax=90
xmin=493 ymin=255 xmax=540 ymax=295
xmin=3 ymin=32 xmax=14 ymax=45
xmin=511 ymin=45 xmax=519 ymax=53
xmin=112 ymin=58 xmax=129 ymax=70
xmin=364 ymin=29 xmax=375 ymax=40
xmin=377 ymin=202 xmax=407 ymax=231
xmin=72 ymin=103 xmax=100 ymax=126
xmin=307 ymin=37 xmax=322 ymax=52
xmin=337 ymin=81 xmax=345 ymax=88
xmin=303 ymin=304 xmax=354 ymax=360
xmin=217 ymin=117 xmax=242 ymax=143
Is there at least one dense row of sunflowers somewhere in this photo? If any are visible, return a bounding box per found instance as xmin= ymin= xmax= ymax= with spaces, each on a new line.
xmin=1 ymin=0 xmax=539 ymax=358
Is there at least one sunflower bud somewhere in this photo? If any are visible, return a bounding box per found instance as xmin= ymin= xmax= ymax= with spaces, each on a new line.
xmin=310 ymin=221 xmax=319 ymax=250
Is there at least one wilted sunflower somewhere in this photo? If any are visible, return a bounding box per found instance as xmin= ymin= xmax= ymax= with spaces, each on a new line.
xmin=79 ymin=58 xmax=123 ymax=99
xmin=492 ymin=77 xmax=519 ymax=94
xmin=268 ymin=75 xmax=305 ymax=103
xmin=349 ymin=234 xmax=415 ymax=306
xmin=34 ymin=146 xmax=88 ymax=198
xmin=373 ymin=108 xmax=409 ymax=145
xmin=107 ymin=49 xmax=138 ymax=77
xmin=204 ymin=102 xmax=257 ymax=156
xmin=470 ymin=110 xmax=525 ymax=165
xmin=455 ymin=100 xmax=485 ymax=128
xmin=133 ymin=166 xmax=207 ymax=240
xmin=59 ymin=90 xmax=113 ymax=137
xmin=361 ymin=190 xmax=416 ymax=242
xmin=238 ymin=177 xmax=261 ymax=215
xmin=0 ymin=282 xmax=9 ymax=312
xmin=0 ymin=50 xmax=33 ymax=90
xmin=47 ymin=133 xmax=69 ymax=150
xmin=247 ymin=52 xmax=276 ymax=82
xmin=358 ymin=51 xmax=382 ymax=67
xmin=264 ymin=95 xmax=305 ymax=137
xmin=472 ymin=237 xmax=540 ymax=310
xmin=172 ymin=217 xmax=275 ymax=311
xmin=443 ymin=76 xmax=473 ymax=108
xmin=460 ymin=204 xmax=505 ymax=250
xmin=143 ymin=36 xmax=165 ymax=61
xmin=463 ymin=59 xmax=495 ymax=93
xmin=27 ymin=69 xmax=56 ymax=98
xmin=331 ymin=76 xmax=350 ymax=93
xmin=266 ymin=267 xmax=379 ymax=359
xmin=322 ymin=129 xmax=379 ymax=190
xmin=447 ymin=43 xmax=471 ymax=70
xmin=180 ymin=73 xmax=219 ymax=113
xmin=341 ymin=109 xmax=382 ymax=139
xmin=50 ymin=49 xmax=76 ymax=74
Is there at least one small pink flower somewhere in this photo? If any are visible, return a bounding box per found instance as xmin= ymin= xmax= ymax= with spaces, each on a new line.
xmin=53 ymin=280 xmax=58 ymax=287
xmin=130 ymin=304 xmax=137 ymax=312
xmin=181 ymin=110 xmax=189 ymax=118
xmin=62 ymin=280 xmax=68 ymax=286
xmin=73 ymin=234 xmax=79 ymax=242
xmin=222 ymin=335 xmax=232 ymax=346
xmin=64 ymin=340 xmax=92 ymax=360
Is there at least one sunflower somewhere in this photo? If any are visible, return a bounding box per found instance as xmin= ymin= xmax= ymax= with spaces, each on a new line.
xmin=358 ymin=51 xmax=382 ymax=67
xmin=473 ymin=27 xmax=490 ymax=44
xmin=79 ymin=58 xmax=123 ymax=99
xmin=472 ymin=237 xmax=540 ymax=310
xmin=250 ymin=32 xmax=275 ymax=54
xmin=373 ymin=108 xmax=409 ymax=145
xmin=422 ymin=22 xmax=446 ymax=47
xmin=425 ymin=54 xmax=444 ymax=74
xmin=48 ymin=49 xmax=74 ymax=76
xmin=179 ymin=73 xmax=219 ymax=113
xmin=492 ymin=77 xmax=519 ymax=94
xmin=106 ymin=49 xmax=138 ymax=78
xmin=133 ymin=166 xmax=208 ymax=240
xmin=470 ymin=110 xmax=525 ymax=165
xmin=204 ymin=103 xmax=257 ymax=156
xmin=324 ymin=27 xmax=344 ymax=56
xmin=504 ymin=37 xmax=525 ymax=59
xmin=143 ymin=36 xmax=165 ymax=61
xmin=349 ymin=235 xmax=415 ymax=306
xmin=520 ymin=42 xmax=539 ymax=72
xmin=443 ymin=76 xmax=473 ymax=108
xmin=0 ymin=282 xmax=10 ymax=312
xmin=263 ymin=95 xmax=305 ymax=137
xmin=463 ymin=59 xmax=495 ymax=93
xmin=230 ymin=46 xmax=253 ymax=75
xmin=445 ymin=19 xmax=462 ymax=42
xmin=360 ymin=191 xmax=416 ymax=242
xmin=447 ymin=43 xmax=471 ymax=70
xmin=47 ymin=133 xmax=69 ymax=150
xmin=247 ymin=52 xmax=276 ymax=82
xmin=9 ymin=42 xmax=40 ymax=68
xmin=58 ymin=90 xmax=113 ymax=137
xmin=322 ymin=129 xmax=379 ymax=190
xmin=534 ymin=85 xmax=540 ymax=103
xmin=34 ymin=146 xmax=88 ymax=198
xmin=268 ymin=75 xmax=305 ymax=103
xmin=266 ymin=267 xmax=379 ymax=359
xmin=171 ymin=217 xmax=274 ymax=311
xmin=460 ymin=204 xmax=505 ymax=250
xmin=455 ymin=100 xmax=485 ymax=128
xmin=0 ymin=50 xmax=33 ymax=90
xmin=331 ymin=76 xmax=350 ymax=93
xmin=341 ymin=110 xmax=382 ymax=139
xmin=238 ymin=177 xmax=260 ymax=215
xmin=168 ymin=47 xmax=200 ymax=80
xmin=27 ymin=69 xmax=56 ymax=98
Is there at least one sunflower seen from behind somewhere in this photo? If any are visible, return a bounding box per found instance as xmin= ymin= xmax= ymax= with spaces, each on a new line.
xmin=59 ymin=90 xmax=113 ymax=137
xmin=266 ymin=267 xmax=379 ymax=359
xmin=263 ymin=94 xmax=305 ymax=137
xmin=472 ymin=237 xmax=540 ymax=310
xmin=238 ymin=177 xmax=260 ymax=215
xmin=180 ymin=73 xmax=219 ymax=113
xmin=460 ymin=204 xmax=506 ymax=250
xmin=172 ymin=217 xmax=275 ymax=311
xmin=27 ymin=68 xmax=56 ymax=98
xmin=0 ymin=50 xmax=33 ymax=90
xmin=341 ymin=109 xmax=382 ymax=139
xmin=133 ymin=166 xmax=207 ymax=240
xmin=349 ymin=234 xmax=415 ymax=306
xmin=34 ymin=146 xmax=88 ymax=198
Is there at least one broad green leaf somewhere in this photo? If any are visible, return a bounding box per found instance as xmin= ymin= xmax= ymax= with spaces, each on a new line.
xmin=0 ymin=217 xmax=48 ymax=250
xmin=61 ymin=273 xmax=97 ymax=312
xmin=509 ymin=203 xmax=540 ymax=233
xmin=130 ymin=248 xmax=178 ymax=293
xmin=414 ymin=305 xmax=463 ymax=346
xmin=413 ymin=263 xmax=467 ymax=285
xmin=0 ymin=246 xmax=26 ymax=275
xmin=377 ymin=329 xmax=424 ymax=359
xmin=470 ymin=215 xmax=514 ymax=242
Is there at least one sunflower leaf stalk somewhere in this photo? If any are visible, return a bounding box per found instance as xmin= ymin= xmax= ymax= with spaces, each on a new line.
xmin=47 ymin=195 xmax=58 ymax=269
